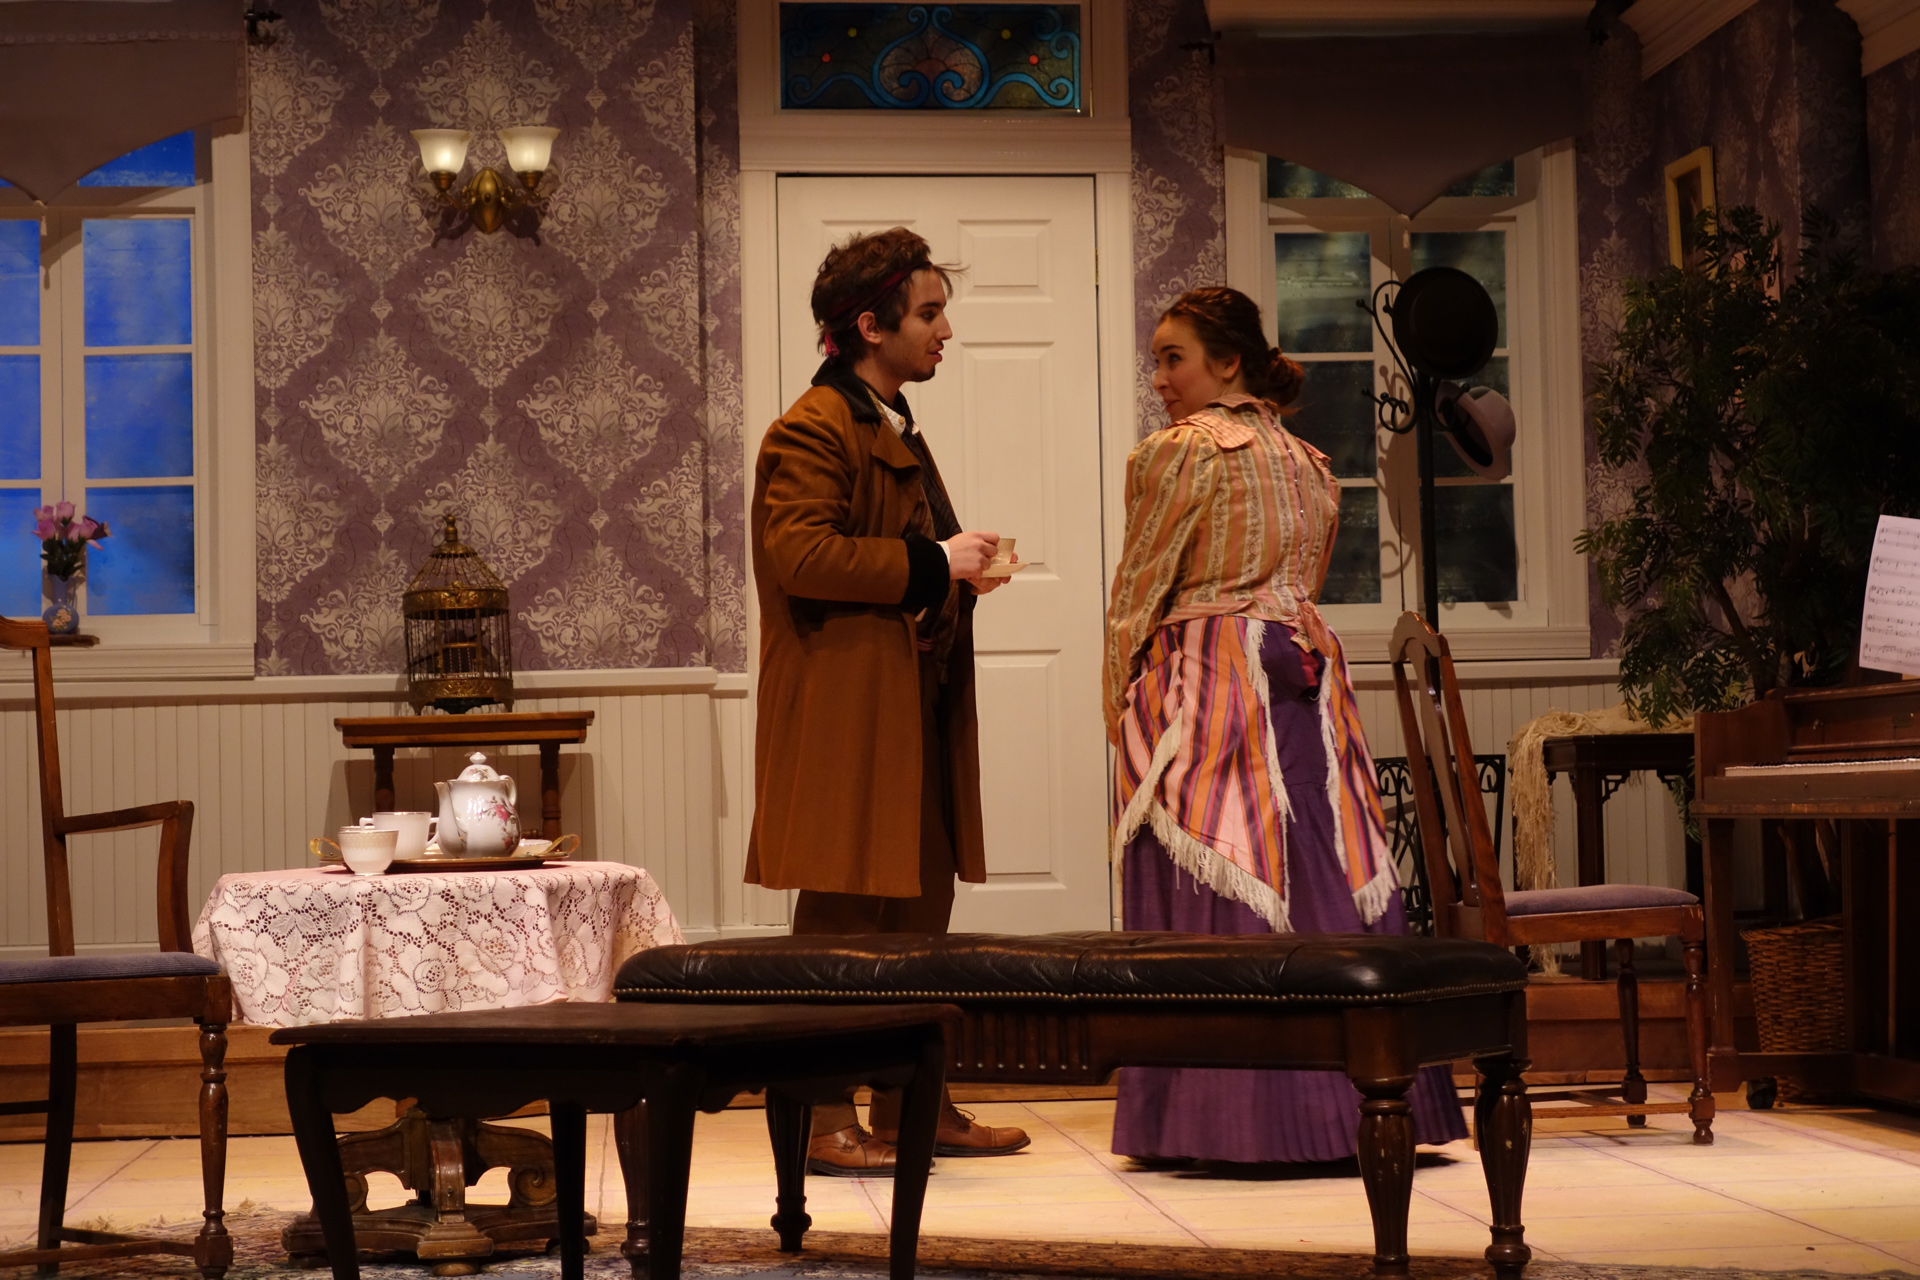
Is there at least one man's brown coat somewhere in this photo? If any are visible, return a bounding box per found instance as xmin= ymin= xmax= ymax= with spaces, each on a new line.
xmin=744 ymin=376 xmax=986 ymax=898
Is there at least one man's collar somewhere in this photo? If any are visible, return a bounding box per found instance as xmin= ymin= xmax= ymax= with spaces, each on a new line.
xmin=811 ymin=358 xmax=915 ymax=430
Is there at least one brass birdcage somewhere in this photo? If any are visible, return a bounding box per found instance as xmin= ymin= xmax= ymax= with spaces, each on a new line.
xmin=403 ymin=516 xmax=514 ymax=714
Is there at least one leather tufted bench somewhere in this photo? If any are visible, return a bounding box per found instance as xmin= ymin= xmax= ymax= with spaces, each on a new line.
xmin=614 ymin=931 xmax=1534 ymax=1280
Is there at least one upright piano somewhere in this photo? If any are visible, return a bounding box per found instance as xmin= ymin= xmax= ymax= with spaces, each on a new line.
xmin=1694 ymin=682 xmax=1920 ymax=1104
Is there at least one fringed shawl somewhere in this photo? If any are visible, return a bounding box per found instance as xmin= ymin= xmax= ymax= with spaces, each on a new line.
xmin=1112 ymin=616 xmax=1395 ymax=929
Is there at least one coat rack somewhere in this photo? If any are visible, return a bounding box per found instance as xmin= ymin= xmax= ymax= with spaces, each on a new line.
xmin=1359 ymin=267 xmax=1505 ymax=626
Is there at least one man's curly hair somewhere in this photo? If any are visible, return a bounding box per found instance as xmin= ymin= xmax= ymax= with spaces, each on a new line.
xmin=811 ymin=227 xmax=957 ymax=361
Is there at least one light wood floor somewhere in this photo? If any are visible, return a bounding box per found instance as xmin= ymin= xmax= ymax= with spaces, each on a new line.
xmin=3 ymin=1084 xmax=1919 ymax=1272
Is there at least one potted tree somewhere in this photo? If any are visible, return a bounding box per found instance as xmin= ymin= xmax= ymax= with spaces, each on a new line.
xmin=1580 ymin=207 xmax=1920 ymax=727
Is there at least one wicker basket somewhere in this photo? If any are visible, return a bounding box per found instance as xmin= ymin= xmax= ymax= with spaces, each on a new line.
xmin=1740 ymin=917 xmax=1846 ymax=1100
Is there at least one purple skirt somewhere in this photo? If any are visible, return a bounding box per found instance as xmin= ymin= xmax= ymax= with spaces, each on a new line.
xmin=1112 ymin=621 xmax=1468 ymax=1163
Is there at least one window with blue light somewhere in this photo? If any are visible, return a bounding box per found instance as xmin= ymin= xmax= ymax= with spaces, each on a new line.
xmin=0 ymin=128 xmax=202 ymax=624
xmin=0 ymin=220 xmax=37 ymax=346
xmin=0 ymin=492 xmax=45 ymax=618
xmin=80 ymin=485 xmax=196 ymax=616
xmin=0 ymin=218 xmax=40 ymax=619
xmin=79 ymin=215 xmax=197 ymax=616
xmin=84 ymin=220 xmax=193 ymax=347
xmin=780 ymin=5 xmax=1081 ymax=111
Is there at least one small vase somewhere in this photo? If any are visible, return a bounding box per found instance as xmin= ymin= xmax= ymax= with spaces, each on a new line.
xmin=43 ymin=576 xmax=79 ymax=636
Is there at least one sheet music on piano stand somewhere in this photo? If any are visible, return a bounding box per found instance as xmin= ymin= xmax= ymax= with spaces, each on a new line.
xmin=1859 ymin=514 xmax=1920 ymax=677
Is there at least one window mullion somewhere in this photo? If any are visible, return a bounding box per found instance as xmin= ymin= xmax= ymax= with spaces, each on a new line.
xmin=192 ymin=191 xmax=209 ymax=624
xmin=57 ymin=214 xmax=87 ymax=518
xmin=36 ymin=217 xmax=61 ymax=524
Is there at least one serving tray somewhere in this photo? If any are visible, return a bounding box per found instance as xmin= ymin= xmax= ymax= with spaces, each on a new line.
xmin=385 ymin=854 xmax=565 ymax=873
xmin=311 ymin=833 xmax=580 ymax=872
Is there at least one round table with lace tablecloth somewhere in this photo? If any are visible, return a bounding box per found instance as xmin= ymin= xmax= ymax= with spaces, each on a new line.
xmin=193 ymin=861 xmax=682 ymax=1026
xmin=192 ymin=861 xmax=683 ymax=1274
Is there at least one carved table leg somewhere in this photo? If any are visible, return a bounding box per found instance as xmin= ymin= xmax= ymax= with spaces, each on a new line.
xmin=765 ymin=1091 xmax=813 ymax=1252
xmin=372 ymin=747 xmax=395 ymax=817
xmin=281 ymin=1104 xmax=589 ymax=1275
xmin=407 ymin=1117 xmax=491 ymax=1274
xmin=615 ymin=1103 xmax=649 ymax=1278
xmin=1475 ymin=1050 xmax=1533 ymax=1280
xmin=1573 ymin=760 xmax=1609 ymax=979
xmin=1683 ymin=934 xmax=1715 ymax=1144
xmin=1616 ymin=938 xmax=1648 ymax=1127
xmin=1354 ymin=1079 xmax=1416 ymax=1278
xmin=539 ymin=742 xmax=563 ymax=840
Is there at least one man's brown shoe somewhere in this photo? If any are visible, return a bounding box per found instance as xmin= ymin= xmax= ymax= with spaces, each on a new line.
xmin=873 ymin=1104 xmax=1031 ymax=1157
xmin=806 ymin=1124 xmax=897 ymax=1177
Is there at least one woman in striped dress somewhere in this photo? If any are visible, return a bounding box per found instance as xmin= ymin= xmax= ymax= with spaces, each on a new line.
xmin=1106 ymin=287 xmax=1465 ymax=1163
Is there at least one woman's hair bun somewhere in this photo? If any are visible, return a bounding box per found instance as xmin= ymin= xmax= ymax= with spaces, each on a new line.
xmin=1266 ymin=347 xmax=1305 ymax=407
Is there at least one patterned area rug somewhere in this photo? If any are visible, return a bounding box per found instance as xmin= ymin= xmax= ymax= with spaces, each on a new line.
xmin=0 ymin=1209 xmax=1907 ymax=1280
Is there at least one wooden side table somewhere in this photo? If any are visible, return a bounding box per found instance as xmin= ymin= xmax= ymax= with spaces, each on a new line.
xmin=1540 ymin=732 xmax=1696 ymax=980
xmin=336 ymin=712 xmax=594 ymax=839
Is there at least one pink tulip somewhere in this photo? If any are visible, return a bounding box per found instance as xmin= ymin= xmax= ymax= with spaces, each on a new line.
xmin=34 ymin=519 xmax=58 ymax=540
xmin=70 ymin=517 xmax=98 ymax=542
xmin=32 ymin=505 xmax=51 ymax=523
xmin=53 ymin=500 xmax=74 ymax=522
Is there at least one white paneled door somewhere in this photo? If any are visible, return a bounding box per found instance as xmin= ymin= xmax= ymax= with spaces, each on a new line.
xmin=775 ymin=175 xmax=1110 ymax=932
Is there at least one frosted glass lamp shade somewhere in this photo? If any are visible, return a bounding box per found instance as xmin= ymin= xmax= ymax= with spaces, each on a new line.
xmin=499 ymin=126 xmax=559 ymax=175
xmin=411 ymin=129 xmax=472 ymax=175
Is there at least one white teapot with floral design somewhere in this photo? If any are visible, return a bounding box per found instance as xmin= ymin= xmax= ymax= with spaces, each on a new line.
xmin=434 ymin=752 xmax=521 ymax=856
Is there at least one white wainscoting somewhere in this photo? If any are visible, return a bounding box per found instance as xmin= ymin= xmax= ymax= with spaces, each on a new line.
xmin=0 ymin=668 xmax=789 ymax=957
xmin=1 ymin=658 xmax=1705 ymax=957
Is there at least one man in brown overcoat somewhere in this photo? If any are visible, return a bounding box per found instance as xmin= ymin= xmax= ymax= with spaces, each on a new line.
xmin=746 ymin=228 xmax=1030 ymax=1173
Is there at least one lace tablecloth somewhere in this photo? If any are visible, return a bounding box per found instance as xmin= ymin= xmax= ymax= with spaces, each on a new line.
xmin=192 ymin=862 xmax=683 ymax=1027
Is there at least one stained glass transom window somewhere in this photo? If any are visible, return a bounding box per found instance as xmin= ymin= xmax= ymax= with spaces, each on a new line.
xmin=780 ymin=5 xmax=1081 ymax=111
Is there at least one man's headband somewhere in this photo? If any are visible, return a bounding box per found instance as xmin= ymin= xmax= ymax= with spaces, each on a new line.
xmin=821 ymin=260 xmax=930 ymax=358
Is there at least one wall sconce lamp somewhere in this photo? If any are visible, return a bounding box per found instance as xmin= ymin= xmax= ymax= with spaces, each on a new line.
xmin=410 ymin=126 xmax=559 ymax=236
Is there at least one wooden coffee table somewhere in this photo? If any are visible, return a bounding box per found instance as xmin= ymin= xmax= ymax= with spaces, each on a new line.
xmin=273 ymin=1002 xmax=956 ymax=1280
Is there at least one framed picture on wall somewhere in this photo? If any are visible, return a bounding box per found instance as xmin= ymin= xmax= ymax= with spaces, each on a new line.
xmin=1664 ymin=146 xmax=1716 ymax=267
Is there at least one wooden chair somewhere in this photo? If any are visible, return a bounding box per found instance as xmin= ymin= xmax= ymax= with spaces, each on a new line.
xmin=0 ymin=616 xmax=231 ymax=1276
xmin=1388 ymin=612 xmax=1714 ymax=1144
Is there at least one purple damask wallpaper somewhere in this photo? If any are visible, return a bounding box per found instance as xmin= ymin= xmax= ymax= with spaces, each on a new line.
xmin=1574 ymin=21 xmax=1662 ymax=659
xmin=1868 ymin=47 xmax=1920 ymax=268
xmin=1647 ymin=0 xmax=1867 ymax=277
xmin=249 ymin=0 xmax=743 ymax=677
xmin=1576 ymin=0 xmax=1869 ymax=655
xmin=1128 ymin=0 xmax=1223 ymax=435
